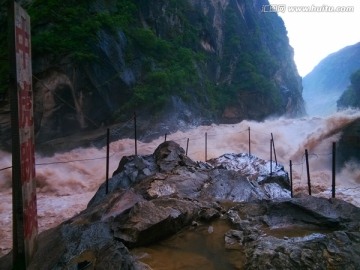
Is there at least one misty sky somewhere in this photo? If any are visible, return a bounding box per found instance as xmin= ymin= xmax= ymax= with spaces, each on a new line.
xmin=268 ymin=0 xmax=360 ymax=77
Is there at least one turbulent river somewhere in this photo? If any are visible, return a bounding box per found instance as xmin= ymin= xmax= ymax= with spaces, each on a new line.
xmin=1 ymin=109 xmax=360 ymax=256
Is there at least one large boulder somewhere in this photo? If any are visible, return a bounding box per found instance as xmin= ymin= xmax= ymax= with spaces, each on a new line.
xmin=90 ymin=141 xmax=291 ymax=206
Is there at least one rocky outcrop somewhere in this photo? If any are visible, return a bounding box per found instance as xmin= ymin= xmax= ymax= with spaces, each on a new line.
xmin=337 ymin=118 xmax=360 ymax=166
xmin=227 ymin=198 xmax=360 ymax=269
xmin=89 ymin=141 xmax=291 ymax=206
xmin=2 ymin=142 xmax=358 ymax=269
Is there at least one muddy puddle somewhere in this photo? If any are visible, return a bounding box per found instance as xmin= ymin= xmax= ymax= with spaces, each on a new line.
xmin=132 ymin=219 xmax=246 ymax=270
xmin=131 ymin=201 xmax=335 ymax=270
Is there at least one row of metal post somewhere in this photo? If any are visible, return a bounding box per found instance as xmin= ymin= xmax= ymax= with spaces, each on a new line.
xmin=106 ymin=113 xmax=338 ymax=199
xmin=288 ymin=142 xmax=337 ymax=198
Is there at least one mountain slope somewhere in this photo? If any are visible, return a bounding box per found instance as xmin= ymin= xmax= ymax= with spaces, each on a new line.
xmin=337 ymin=69 xmax=360 ymax=110
xmin=303 ymin=42 xmax=360 ymax=116
xmin=0 ymin=0 xmax=305 ymax=149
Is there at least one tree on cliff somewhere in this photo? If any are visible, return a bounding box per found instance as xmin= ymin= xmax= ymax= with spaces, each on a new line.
xmin=337 ymin=69 xmax=360 ymax=110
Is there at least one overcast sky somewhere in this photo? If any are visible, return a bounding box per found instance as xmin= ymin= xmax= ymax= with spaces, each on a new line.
xmin=268 ymin=0 xmax=360 ymax=77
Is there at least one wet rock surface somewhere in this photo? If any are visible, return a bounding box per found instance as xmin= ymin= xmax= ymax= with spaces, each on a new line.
xmin=1 ymin=141 xmax=360 ymax=269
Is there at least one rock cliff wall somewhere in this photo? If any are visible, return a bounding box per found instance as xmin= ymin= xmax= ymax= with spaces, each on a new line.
xmin=0 ymin=0 xmax=305 ymax=147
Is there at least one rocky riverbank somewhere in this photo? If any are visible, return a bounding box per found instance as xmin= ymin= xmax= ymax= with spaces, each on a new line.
xmin=1 ymin=141 xmax=359 ymax=269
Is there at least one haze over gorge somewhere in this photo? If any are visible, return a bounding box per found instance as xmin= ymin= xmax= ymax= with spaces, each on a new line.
xmin=303 ymin=42 xmax=360 ymax=116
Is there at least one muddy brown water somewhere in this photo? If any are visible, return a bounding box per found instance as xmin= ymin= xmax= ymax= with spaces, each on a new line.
xmin=131 ymin=210 xmax=334 ymax=270
xmin=132 ymin=219 xmax=246 ymax=270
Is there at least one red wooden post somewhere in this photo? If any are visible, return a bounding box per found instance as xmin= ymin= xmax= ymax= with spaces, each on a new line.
xmin=9 ymin=2 xmax=37 ymax=267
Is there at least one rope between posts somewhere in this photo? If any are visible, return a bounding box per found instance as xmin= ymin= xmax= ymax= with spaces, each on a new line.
xmin=0 ymin=153 xmax=116 ymax=171
xmin=0 ymin=166 xmax=12 ymax=171
xmin=35 ymin=153 xmax=116 ymax=166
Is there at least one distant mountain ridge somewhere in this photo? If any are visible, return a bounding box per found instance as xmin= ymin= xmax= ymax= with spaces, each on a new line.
xmin=303 ymin=42 xmax=360 ymax=116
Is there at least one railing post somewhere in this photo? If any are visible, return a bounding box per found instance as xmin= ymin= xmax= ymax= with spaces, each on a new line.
xmin=305 ymin=149 xmax=311 ymax=195
xmin=205 ymin=132 xmax=207 ymax=161
xmin=106 ymin=128 xmax=110 ymax=195
xmin=134 ymin=112 xmax=137 ymax=155
xmin=186 ymin=138 xmax=189 ymax=156
xmin=270 ymin=138 xmax=273 ymax=175
xmin=332 ymin=142 xmax=336 ymax=198
xmin=290 ymin=160 xmax=293 ymax=198
xmin=271 ymin=133 xmax=277 ymax=165
xmin=248 ymin=127 xmax=251 ymax=156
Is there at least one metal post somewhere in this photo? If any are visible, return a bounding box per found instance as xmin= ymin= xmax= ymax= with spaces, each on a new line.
xmin=290 ymin=160 xmax=293 ymax=198
xmin=248 ymin=127 xmax=251 ymax=156
xmin=305 ymin=149 xmax=311 ymax=195
xmin=332 ymin=142 xmax=336 ymax=198
xmin=205 ymin=132 xmax=207 ymax=161
xmin=186 ymin=138 xmax=189 ymax=156
xmin=164 ymin=133 xmax=167 ymax=142
xmin=270 ymin=139 xmax=273 ymax=175
xmin=271 ymin=133 xmax=277 ymax=165
xmin=134 ymin=112 xmax=137 ymax=155
xmin=106 ymin=128 xmax=110 ymax=195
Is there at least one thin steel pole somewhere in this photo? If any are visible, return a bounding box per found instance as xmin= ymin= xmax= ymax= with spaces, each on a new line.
xmin=186 ymin=138 xmax=189 ymax=156
xmin=270 ymin=139 xmax=273 ymax=175
xmin=290 ymin=160 xmax=293 ymax=198
xmin=134 ymin=112 xmax=137 ymax=155
xmin=106 ymin=128 xmax=110 ymax=195
xmin=305 ymin=149 xmax=311 ymax=195
xmin=248 ymin=127 xmax=251 ymax=155
xmin=332 ymin=142 xmax=336 ymax=198
xmin=271 ymin=133 xmax=277 ymax=165
xmin=205 ymin=132 xmax=207 ymax=161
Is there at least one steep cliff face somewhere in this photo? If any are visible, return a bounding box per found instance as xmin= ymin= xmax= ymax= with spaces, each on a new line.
xmin=0 ymin=0 xmax=304 ymax=146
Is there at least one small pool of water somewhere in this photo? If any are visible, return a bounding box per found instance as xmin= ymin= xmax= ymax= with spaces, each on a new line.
xmin=132 ymin=219 xmax=246 ymax=270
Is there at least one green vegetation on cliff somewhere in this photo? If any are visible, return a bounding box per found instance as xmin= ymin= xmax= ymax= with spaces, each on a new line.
xmin=0 ymin=0 xmax=137 ymax=93
xmin=0 ymin=0 xmax=304 ymax=133
xmin=337 ymin=69 xmax=360 ymax=110
xmin=28 ymin=0 xmax=137 ymax=61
